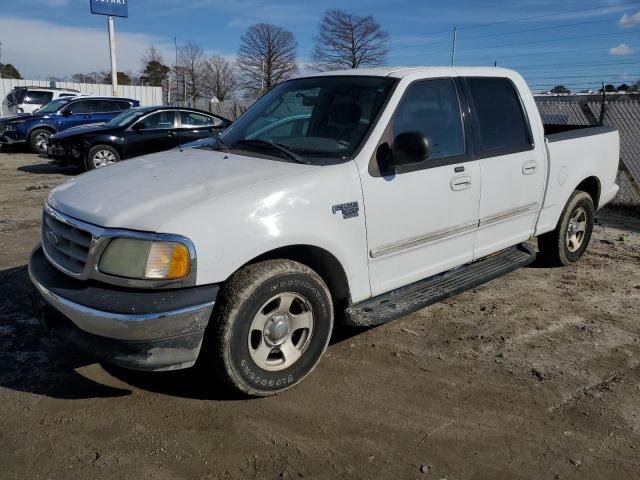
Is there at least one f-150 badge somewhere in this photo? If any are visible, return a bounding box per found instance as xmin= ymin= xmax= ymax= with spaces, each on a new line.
xmin=332 ymin=202 xmax=359 ymax=219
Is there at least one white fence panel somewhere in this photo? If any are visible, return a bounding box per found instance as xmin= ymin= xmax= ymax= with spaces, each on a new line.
xmin=1 ymin=79 xmax=162 ymax=116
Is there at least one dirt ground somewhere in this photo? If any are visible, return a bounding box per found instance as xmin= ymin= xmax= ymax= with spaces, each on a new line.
xmin=0 ymin=149 xmax=639 ymax=480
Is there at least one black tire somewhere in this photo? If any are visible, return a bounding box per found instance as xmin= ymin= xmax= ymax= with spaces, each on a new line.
xmin=206 ymin=259 xmax=334 ymax=397
xmin=537 ymin=191 xmax=595 ymax=266
xmin=85 ymin=145 xmax=121 ymax=171
xmin=28 ymin=128 xmax=53 ymax=154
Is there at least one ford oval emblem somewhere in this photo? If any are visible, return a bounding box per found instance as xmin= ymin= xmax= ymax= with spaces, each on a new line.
xmin=46 ymin=230 xmax=59 ymax=246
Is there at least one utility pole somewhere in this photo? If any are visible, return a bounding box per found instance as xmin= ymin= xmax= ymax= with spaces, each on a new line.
xmin=167 ymin=73 xmax=171 ymax=104
xmin=108 ymin=16 xmax=118 ymax=96
xmin=174 ymin=37 xmax=179 ymax=105
xmin=261 ymin=60 xmax=265 ymax=93
xmin=451 ymin=27 xmax=457 ymax=67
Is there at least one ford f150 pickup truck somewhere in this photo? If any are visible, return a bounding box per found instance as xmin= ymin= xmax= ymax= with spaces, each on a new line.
xmin=29 ymin=67 xmax=619 ymax=396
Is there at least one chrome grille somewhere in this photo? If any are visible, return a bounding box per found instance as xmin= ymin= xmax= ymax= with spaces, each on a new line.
xmin=42 ymin=210 xmax=92 ymax=274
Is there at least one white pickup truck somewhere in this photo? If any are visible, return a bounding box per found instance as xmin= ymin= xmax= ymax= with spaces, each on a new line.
xmin=29 ymin=67 xmax=619 ymax=396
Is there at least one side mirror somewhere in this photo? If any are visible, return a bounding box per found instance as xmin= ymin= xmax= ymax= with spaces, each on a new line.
xmin=61 ymin=109 xmax=72 ymax=116
xmin=132 ymin=121 xmax=145 ymax=131
xmin=391 ymin=132 xmax=431 ymax=166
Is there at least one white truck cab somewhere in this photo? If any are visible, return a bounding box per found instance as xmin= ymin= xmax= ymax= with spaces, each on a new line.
xmin=29 ymin=67 xmax=619 ymax=396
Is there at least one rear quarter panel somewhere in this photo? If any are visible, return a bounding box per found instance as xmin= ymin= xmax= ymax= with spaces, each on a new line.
xmin=536 ymin=128 xmax=619 ymax=235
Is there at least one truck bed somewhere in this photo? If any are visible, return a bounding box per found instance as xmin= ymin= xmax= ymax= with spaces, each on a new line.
xmin=535 ymin=125 xmax=619 ymax=236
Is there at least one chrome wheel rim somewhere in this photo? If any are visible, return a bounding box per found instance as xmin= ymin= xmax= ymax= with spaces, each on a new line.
xmin=92 ymin=150 xmax=117 ymax=168
xmin=566 ymin=207 xmax=587 ymax=253
xmin=248 ymin=292 xmax=314 ymax=372
xmin=34 ymin=132 xmax=50 ymax=152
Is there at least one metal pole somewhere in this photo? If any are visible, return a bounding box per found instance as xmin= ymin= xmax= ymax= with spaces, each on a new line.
xmin=167 ymin=73 xmax=171 ymax=104
xmin=261 ymin=60 xmax=264 ymax=92
xmin=174 ymin=37 xmax=179 ymax=105
xmin=451 ymin=27 xmax=457 ymax=67
xmin=108 ymin=16 xmax=118 ymax=96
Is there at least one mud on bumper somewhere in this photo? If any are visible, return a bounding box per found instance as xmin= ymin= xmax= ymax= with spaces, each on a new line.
xmin=29 ymin=247 xmax=219 ymax=371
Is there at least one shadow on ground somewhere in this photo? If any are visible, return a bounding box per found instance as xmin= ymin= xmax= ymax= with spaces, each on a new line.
xmin=0 ymin=265 xmax=365 ymax=401
xmin=18 ymin=160 xmax=80 ymax=176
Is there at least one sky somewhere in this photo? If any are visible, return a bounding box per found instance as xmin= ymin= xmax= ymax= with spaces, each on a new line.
xmin=1 ymin=0 xmax=639 ymax=92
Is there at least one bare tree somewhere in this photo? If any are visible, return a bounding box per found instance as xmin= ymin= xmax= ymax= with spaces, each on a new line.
xmin=142 ymin=45 xmax=164 ymax=66
xmin=203 ymin=55 xmax=236 ymax=102
xmin=311 ymin=10 xmax=389 ymax=71
xmin=236 ymin=23 xmax=298 ymax=96
xmin=178 ymin=41 xmax=206 ymax=105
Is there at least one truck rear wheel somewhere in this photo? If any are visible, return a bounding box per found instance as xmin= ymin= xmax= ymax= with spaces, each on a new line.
xmin=206 ymin=259 xmax=333 ymax=396
xmin=537 ymin=191 xmax=594 ymax=266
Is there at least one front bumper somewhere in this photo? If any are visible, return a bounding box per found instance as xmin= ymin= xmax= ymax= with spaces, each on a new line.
xmin=46 ymin=143 xmax=68 ymax=158
xmin=29 ymin=247 xmax=219 ymax=371
xmin=0 ymin=132 xmax=25 ymax=145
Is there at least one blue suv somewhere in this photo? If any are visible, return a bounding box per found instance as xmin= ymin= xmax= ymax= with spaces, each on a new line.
xmin=0 ymin=96 xmax=139 ymax=153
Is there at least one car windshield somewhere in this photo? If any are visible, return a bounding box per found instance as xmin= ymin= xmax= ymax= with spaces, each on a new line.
xmin=219 ymin=76 xmax=397 ymax=164
xmin=35 ymin=98 xmax=72 ymax=114
xmin=105 ymin=109 xmax=147 ymax=128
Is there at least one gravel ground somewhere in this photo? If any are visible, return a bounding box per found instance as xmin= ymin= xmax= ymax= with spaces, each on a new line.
xmin=0 ymin=149 xmax=639 ymax=480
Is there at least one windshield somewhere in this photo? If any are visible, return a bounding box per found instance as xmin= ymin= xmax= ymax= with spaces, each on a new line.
xmin=35 ymin=98 xmax=72 ymax=114
xmin=220 ymin=76 xmax=396 ymax=163
xmin=105 ymin=109 xmax=147 ymax=128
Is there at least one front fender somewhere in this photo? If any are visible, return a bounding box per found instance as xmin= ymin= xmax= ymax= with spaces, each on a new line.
xmin=156 ymin=161 xmax=372 ymax=303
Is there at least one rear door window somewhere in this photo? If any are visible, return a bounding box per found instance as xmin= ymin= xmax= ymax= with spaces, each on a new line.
xmin=92 ymin=100 xmax=124 ymax=113
xmin=68 ymin=100 xmax=93 ymax=114
xmin=180 ymin=111 xmax=217 ymax=127
xmin=465 ymin=77 xmax=532 ymax=156
xmin=24 ymin=91 xmax=53 ymax=105
xmin=114 ymin=101 xmax=133 ymax=111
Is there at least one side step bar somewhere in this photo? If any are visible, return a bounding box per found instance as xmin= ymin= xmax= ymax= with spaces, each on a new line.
xmin=344 ymin=243 xmax=536 ymax=327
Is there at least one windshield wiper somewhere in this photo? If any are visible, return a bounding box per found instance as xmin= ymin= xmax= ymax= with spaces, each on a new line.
xmin=213 ymin=129 xmax=230 ymax=152
xmin=234 ymin=139 xmax=308 ymax=164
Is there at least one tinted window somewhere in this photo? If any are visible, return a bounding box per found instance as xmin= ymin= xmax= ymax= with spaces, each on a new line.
xmin=180 ymin=111 xmax=216 ymax=127
xmin=59 ymin=93 xmax=76 ymax=97
xmin=391 ymin=79 xmax=465 ymax=160
xmin=114 ymin=101 xmax=132 ymax=111
xmin=138 ymin=111 xmax=175 ymax=129
xmin=91 ymin=100 xmax=123 ymax=113
xmin=24 ymin=91 xmax=53 ymax=105
xmin=466 ymin=78 xmax=531 ymax=152
xmin=68 ymin=100 xmax=93 ymax=114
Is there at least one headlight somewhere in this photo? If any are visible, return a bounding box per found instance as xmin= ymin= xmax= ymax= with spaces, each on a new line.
xmin=98 ymin=238 xmax=191 ymax=280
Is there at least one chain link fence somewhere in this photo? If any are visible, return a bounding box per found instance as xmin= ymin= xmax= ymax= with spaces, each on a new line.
xmin=536 ymin=96 xmax=640 ymax=208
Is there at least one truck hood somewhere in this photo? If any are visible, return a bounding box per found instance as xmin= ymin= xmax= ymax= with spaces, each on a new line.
xmin=47 ymin=147 xmax=317 ymax=231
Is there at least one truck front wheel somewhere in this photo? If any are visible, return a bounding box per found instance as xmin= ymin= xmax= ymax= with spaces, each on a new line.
xmin=537 ymin=190 xmax=595 ymax=266
xmin=206 ymin=259 xmax=334 ymax=396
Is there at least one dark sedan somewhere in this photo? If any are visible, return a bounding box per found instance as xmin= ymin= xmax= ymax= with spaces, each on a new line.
xmin=47 ymin=106 xmax=231 ymax=170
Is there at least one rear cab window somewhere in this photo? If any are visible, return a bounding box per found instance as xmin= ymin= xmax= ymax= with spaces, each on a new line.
xmin=464 ymin=77 xmax=533 ymax=158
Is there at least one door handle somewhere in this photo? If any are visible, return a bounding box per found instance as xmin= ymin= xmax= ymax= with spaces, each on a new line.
xmin=451 ymin=174 xmax=472 ymax=191
xmin=83 ymin=115 xmax=92 ymax=119
xmin=522 ymin=160 xmax=537 ymax=175
xmin=168 ymin=131 xmax=176 ymax=137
